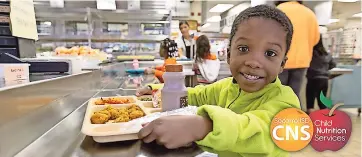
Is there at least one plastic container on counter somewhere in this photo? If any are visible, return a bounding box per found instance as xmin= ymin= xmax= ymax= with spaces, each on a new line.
xmin=0 ymin=63 xmax=30 ymax=86
xmin=161 ymin=64 xmax=188 ymax=112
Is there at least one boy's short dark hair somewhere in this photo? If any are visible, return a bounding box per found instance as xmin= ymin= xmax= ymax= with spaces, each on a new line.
xmin=275 ymin=1 xmax=303 ymax=6
xmin=228 ymin=5 xmax=293 ymax=56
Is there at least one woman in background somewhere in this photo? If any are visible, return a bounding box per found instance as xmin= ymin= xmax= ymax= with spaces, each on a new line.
xmin=306 ymin=35 xmax=336 ymax=114
xmin=193 ymin=35 xmax=220 ymax=84
xmin=176 ymin=21 xmax=197 ymax=59
xmin=144 ymin=38 xmax=178 ymax=83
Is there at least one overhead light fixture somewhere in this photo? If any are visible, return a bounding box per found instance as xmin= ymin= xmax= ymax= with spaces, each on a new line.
xmin=49 ymin=0 xmax=64 ymax=8
xmin=97 ymin=0 xmax=116 ymax=10
xmin=337 ymin=0 xmax=358 ymax=2
xmin=201 ymin=23 xmax=210 ymax=29
xmin=44 ymin=21 xmax=52 ymax=26
xmin=207 ymin=16 xmax=221 ymax=22
xmin=352 ymin=12 xmax=362 ymax=17
xmin=329 ymin=19 xmax=340 ymax=24
xmin=209 ymin=4 xmax=234 ymax=13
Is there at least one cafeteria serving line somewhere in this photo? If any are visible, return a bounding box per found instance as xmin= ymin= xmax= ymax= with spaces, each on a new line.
xmin=0 ymin=62 xmax=215 ymax=157
xmin=0 ymin=61 xmax=358 ymax=157
xmin=1 ymin=0 xmax=361 ymax=157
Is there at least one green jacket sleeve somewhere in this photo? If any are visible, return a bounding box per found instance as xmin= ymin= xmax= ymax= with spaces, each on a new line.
xmin=195 ymin=92 xmax=300 ymax=156
xmin=187 ymin=78 xmax=231 ymax=107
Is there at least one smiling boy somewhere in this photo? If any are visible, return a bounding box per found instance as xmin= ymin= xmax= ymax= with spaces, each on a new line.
xmin=137 ymin=5 xmax=300 ymax=157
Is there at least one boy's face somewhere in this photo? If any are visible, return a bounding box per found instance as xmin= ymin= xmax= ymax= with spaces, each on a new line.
xmin=228 ymin=18 xmax=287 ymax=93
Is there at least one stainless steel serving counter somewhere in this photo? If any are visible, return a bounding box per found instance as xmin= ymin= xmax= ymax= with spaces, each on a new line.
xmin=0 ymin=62 xmax=209 ymax=157
xmin=15 ymin=89 xmax=205 ymax=157
xmin=0 ymin=70 xmax=102 ymax=157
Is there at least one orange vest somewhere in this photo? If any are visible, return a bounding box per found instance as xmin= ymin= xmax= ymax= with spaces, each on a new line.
xmin=154 ymin=58 xmax=177 ymax=83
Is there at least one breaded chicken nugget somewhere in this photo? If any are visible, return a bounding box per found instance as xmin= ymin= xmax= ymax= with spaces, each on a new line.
xmin=129 ymin=110 xmax=144 ymax=120
xmin=127 ymin=104 xmax=141 ymax=113
xmin=109 ymin=109 xmax=121 ymax=120
xmin=91 ymin=113 xmax=109 ymax=124
xmin=114 ymin=114 xmax=130 ymax=123
xmin=97 ymin=110 xmax=111 ymax=117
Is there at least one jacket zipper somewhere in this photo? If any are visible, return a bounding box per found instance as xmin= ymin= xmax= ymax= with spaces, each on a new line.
xmin=227 ymin=88 xmax=242 ymax=109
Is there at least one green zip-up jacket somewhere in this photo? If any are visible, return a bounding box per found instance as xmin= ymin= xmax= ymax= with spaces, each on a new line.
xmin=150 ymin=77 xmax=300 ymax=157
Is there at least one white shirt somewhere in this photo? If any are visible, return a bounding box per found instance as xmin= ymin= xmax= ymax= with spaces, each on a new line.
xmin=176 ymin=36 xmax=196 ymax=59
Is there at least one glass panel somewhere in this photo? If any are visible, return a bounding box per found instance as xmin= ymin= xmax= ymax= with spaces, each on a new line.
xmin=141 ymin=23 xmax=165 ymax=35
xmin=102 ymin=23 xmax=129 ymax=36
xmin=37 ymin=21 xmax=53 ymax=35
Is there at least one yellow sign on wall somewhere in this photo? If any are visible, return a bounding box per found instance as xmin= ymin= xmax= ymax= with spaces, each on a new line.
xmin=10 ymin=0 xmax=38 ymax=40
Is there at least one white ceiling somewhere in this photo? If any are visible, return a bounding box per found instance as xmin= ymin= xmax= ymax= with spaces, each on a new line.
xmin=34 ymin=0 xmax=361 ymax=30
xmin=34 ymin=0 xmax=170 ymax=22
xmin=201 ymin=0 xmax=361 ymax=32
xmin=201 ymin=1 xmax=242 ymax=32
xmin=327 ymin=0 xmax=361 ymax=30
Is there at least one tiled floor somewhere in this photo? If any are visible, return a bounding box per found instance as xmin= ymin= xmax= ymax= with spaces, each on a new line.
xmin=291 ymin=109 xmax=361 ymax=157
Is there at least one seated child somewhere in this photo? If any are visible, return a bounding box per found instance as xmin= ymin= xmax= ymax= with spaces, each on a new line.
xmin=137 ymin=5 xmax=300 ymax=157
xmin=193 ymin=35 xmax=220 ymax=84
xmin=144 ymin=38 xmax=178 ymax=83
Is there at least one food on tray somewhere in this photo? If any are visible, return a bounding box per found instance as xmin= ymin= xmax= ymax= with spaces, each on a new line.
xmin=94 ymin=99 xmax=105 ymax=105
xmin=91 ymin=112 xmax=110 ymax=124
xmin=98 ymin=110 xmax=111 ymax=117
xmin=129 ymin=110 xmax=145 ymax=119
xmin=90 ymin=105 xmax=145 ymax=124
xmin=138 ymin=97 xmax=152 ymax=101
xmin=114 ymin=114 xmax=130 ymax=123
xmin=108 ymin=108 xmax=122 ymax=120
xmin=94 ymin=97 xmax=134 ymax=105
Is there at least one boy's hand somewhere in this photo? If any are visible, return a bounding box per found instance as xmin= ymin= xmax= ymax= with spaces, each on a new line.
xmin=138 ymin=115 xmax=212 ymax=149
xmin=136 ymin=86 xmax=152 ymax=96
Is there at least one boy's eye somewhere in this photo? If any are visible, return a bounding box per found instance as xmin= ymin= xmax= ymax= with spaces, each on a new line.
xmin=265 ymin=50 xmax=277 ymax=57
xmin=238 ymin=46 xmax=249 ymax=52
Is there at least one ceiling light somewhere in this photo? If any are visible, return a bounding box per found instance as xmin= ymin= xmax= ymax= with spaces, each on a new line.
xmin=329 ymin=19 xmax=340 ymax=24
xmin=337 ymin=0 xmax=358 ymax=2
xmin=44 ymin=21 xmax=52 ymax=26
xmin=352 ymin=12 xmax=362 ymax=17
xmin=209 ymin=4 xmax=234 ymax=13
xmin=49 ymin=0 xmax=64 ymax=8
xmin=201 ymin=23 xmax=210 ymax=29
xmin=207 ymin=16 xmax=221 ymax=22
